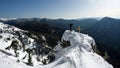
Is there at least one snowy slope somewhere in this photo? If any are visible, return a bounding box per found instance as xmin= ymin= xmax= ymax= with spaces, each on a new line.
xmin=0 ymin=22 xmax=30 ymax=68
xmin=0 ymin=22 xmax=49 ymax=67
xmin=53 ymin=30 xmax=113 ymax=68
xmin=0 ymin=22 xmax=113 ymax=68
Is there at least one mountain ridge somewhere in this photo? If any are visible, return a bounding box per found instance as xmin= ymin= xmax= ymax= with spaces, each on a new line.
xmin=0 ymin=22 xmax=113 ymax=68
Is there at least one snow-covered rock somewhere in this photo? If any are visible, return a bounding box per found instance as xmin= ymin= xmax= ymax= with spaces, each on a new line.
xmin=54 ymin=30 xmax=113 ymax=68
xmin=0 ymin=22 xmax=53 ymax=67
xmin=0 ymin=21 xmax=113 ymax=68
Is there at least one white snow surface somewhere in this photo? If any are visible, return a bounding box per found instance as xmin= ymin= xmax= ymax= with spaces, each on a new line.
xmin=53 ymin=30 xmax=113 ymax=68
xmin=0 ymin=21 xmax=113 ymax=68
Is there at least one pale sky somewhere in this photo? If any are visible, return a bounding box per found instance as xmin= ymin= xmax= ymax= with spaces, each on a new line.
xmin=0 ymin=0 xmax=120 ymax=19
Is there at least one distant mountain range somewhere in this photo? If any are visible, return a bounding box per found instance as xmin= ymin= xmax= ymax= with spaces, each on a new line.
xmin=85 ymin=17 xmax=120 ymax=54
xmin=3 ymin=18 xmax=98 ymax=31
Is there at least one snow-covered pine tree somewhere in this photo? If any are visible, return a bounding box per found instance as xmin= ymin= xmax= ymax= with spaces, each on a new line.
xmin=26 ymin=48 xmax=33 ymax=66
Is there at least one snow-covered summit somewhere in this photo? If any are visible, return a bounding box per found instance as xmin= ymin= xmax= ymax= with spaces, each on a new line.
xmin=54 ymin=30 xmax=113 ymax=68
xmin=62 ymin=30 xmax=95 ymax=52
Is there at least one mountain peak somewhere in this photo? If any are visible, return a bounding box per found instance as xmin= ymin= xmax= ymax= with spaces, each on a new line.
xmin=101 ymin=17 xmax=114 ymax=20
xmin=99 ymin=17 xmax=119 ymax=23
xmin=54 ymin=30 xmax=113 ymax=68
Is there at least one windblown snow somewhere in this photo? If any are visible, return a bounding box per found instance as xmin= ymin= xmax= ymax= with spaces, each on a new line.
xmin=0 ymin=22 xmax=113 ymax=68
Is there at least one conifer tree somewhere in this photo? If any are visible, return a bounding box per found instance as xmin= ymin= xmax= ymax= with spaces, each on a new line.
xmin=26 ymin=48 xmax=33 ymax=66
xmin=11 ymin=40 xmax=19 ymax=57
xmin=104 ymin=51 xmax=110 ymax=60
